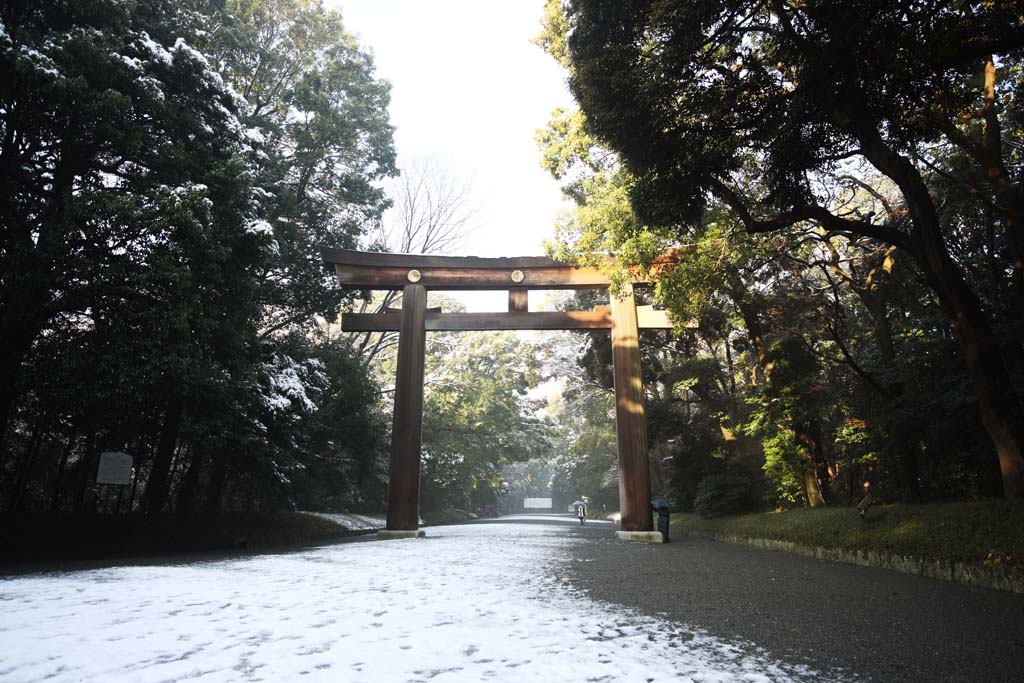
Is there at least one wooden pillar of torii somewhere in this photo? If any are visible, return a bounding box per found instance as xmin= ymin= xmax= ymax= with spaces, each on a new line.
xmin=322 ymin=248 xmax=681 ymax=537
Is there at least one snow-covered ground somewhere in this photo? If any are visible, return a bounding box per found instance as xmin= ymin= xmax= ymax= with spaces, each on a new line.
xmin=304 ymin=511 xmax=386 ymax=531
xmin=0 ymin=522 xmax=839 ymax=682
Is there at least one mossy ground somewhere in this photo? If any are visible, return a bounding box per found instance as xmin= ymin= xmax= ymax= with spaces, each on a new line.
xmin=671 ymin=500 xmax=1024 ymax=570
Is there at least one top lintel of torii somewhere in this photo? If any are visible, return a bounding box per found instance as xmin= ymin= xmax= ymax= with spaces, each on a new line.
xmin=320 ymin=247 xmax=687 ymax=291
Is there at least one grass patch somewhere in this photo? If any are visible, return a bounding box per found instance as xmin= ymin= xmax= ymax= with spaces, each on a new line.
xmin=672 ymin=499 xmax=1024 ymax=570
xmin=0 ymin=512 xmax=361 ymax=568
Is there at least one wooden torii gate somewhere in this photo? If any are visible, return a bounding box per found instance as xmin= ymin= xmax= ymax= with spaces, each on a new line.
xmin=322 ymin=247 xmax=679 ymax=540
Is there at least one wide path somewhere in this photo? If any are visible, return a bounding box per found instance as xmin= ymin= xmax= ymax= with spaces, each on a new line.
xmin=5 ymin=516 xmax=834 ymax=683
xmin=563 ymin=518 xmax=1024 ymax=683
xmin=2 ymin=516 xmax=1020 ymax=682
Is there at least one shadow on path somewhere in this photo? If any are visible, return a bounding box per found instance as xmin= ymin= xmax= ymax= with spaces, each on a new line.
xmin=563 ymin=530 xmax=1024 ymax=683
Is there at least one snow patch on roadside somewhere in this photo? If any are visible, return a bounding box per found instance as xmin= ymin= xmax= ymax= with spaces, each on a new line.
xmin=305 ymin=511 xmax=385 ymax=531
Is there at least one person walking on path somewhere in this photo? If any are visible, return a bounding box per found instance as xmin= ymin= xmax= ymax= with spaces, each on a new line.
xmin=576 ymin=497 xmax=588 ymax=525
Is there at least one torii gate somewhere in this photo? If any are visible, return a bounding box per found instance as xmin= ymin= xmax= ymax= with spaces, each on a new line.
xmin=322 ymin=247 xmax=680 ymax=541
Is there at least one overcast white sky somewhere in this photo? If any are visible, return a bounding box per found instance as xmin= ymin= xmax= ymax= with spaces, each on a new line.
xmin=333 ymin=1 xmax=571 ymax=256
xmin=332 ymin=1 xmax=574 ymax=310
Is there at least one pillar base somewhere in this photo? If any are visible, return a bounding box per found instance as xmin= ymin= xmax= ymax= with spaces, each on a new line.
xmin=377 ymin=529 xmax=426 ymax=540
xmin=616 ymin=530 xmax=664 ymax=543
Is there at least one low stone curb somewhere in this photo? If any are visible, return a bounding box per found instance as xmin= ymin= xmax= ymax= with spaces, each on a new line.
xmin=682 ymin=528 xmax=1024 ymax=594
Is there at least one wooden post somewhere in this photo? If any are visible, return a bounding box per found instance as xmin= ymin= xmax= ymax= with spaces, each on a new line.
xmin=508 ymin=287 xmax=529 ymax=312
xmin=610 ymin=282 xmax=653 ymax=532
xmin=386 ymin=284 xmax=428 ymax=531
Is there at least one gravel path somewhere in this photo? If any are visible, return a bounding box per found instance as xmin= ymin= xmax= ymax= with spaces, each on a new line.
xmin=555 ymin=517 xmax=1024 ymax=683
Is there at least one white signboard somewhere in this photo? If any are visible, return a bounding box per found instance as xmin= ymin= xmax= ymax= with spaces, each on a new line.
xmin=96 ymin=451 xmax=133 ymax=486
xmin=523 ymin=497 xmax=552 ymax=510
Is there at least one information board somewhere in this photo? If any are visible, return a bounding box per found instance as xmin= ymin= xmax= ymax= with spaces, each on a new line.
xmin=523 ymin=497 xmax=552 ymax=510
xmin=96 ymin=451 xmax=133 ymax=486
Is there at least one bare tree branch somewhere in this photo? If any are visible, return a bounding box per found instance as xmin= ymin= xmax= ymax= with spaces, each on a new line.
xmin=710 ymin=177 xmax=918 ymax=255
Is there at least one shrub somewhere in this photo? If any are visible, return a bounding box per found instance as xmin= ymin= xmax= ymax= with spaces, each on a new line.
xmin=693 ymin=473 xmax=752 ymax=518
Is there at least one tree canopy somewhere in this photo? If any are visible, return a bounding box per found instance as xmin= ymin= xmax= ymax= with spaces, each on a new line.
xmin=0 ymin=0 xmax=396 ymax=515
xmin=539 ymin=0 xmax=1024 ymax=501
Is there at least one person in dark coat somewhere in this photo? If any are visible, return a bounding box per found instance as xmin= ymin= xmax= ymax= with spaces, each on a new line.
xmin=653 ymin=501 xmax=670 ymax=542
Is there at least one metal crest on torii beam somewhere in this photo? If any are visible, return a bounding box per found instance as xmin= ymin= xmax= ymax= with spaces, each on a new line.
xmin=321 ymin=247 xmax=685 ymax=540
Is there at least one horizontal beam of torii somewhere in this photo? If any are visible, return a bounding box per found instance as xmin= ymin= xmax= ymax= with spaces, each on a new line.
xmin=339 ymin=305 xmax=674 ymax=331
xmin=321 ymin=247 xmax=687 ymax=290
xmin=320 ymin=247 xmax=685 ymax=540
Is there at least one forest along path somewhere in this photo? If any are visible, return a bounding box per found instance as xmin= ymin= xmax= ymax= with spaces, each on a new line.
xmin=566 ymin=522 xmax=1024 ymax=683
xmin=4 ymin=515 xmax=846 ymax=683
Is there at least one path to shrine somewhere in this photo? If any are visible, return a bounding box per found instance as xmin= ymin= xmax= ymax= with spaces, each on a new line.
xmin=2 ymin=515 xmax=1022 ymax=682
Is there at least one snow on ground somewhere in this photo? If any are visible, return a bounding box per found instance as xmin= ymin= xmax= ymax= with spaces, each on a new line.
xmin=0 ymin=522 xmax=840 ymax=683
xmin=304 ymin=511 xmax=386 ymax=531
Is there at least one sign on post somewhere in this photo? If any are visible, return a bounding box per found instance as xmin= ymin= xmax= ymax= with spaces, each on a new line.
xmin=96 ymin=451 xmax=133 ymax=486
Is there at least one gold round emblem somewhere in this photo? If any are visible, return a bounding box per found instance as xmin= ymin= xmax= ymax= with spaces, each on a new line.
xmin=407 ymin=269 xmax=422 ymax=283
xmin=510 ymin=269 xmax=525 ymax=283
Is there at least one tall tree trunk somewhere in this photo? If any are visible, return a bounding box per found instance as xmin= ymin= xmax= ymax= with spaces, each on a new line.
xmin=724 ymin=329 xmax=738 ymax=407
xmin=855 ymin=125 xmax=1024 ymax=497
xmin=0 ymin=145 xmax=81 ymax=469
xmin=731 ymin=281 xmax=769 ymax=386
xmin=0 ymin=388 xmax=14 ymax=474
xmin=74 ymin=433 xmax=97 ymax=514
xmin=143 ymin=399 xmax=184 ymax=514
xmin=127 ymin=448 xmax=142 ymax=514
xmin=894 ymin=444 xmax=921 ymax=500
xmin=793 ymin=423 xmax=829 ymax=507
xmin=205 ymin=448 xmax=230 ymax=513
xmin=7 ymin=409 xmax=51 ymax=512
xmin=802 ymin=467 xmax=826 ymax=508
xmin=176 ymin=446 xmax=203 ymax=516
xmin=865 ymin=295 xmax=896 ymax=364
xmin=0 ymin=327 xmax=38 ymax=472
xmin=912 ymin=218 xmax=1024 ymax=497
xmin=48 ymin=429 xmax=76 ymax=513
xmin=984 ymin=205 xmax=1003 ymax=311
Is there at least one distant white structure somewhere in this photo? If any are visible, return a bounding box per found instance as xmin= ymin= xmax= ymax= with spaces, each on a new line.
xmin=523 ymin=498 xmax=552 ymax=511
